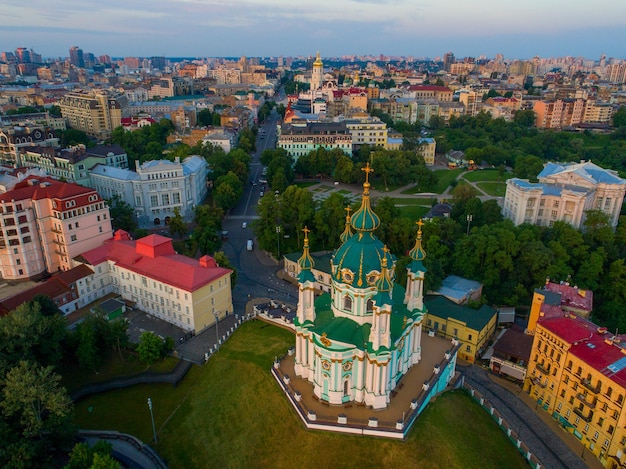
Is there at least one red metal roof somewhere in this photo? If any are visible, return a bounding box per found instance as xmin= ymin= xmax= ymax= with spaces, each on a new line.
xmin=540 ymin=315 xmax=626 ymax=388
xmin=79 ymin=233 xmax=231 ymax=292
xmin=544 ymin=282 xmax=593 ymax=312
xmin=408 ymin=85 xmax=452 ymax=92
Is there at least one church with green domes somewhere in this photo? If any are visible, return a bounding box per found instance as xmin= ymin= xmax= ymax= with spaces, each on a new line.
xmin=294 ymin=164 xmax=428 ymax=410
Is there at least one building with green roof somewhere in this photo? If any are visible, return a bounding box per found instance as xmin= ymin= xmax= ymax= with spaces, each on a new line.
xmin=293 ymin=164 xmax=442 ymax=409
xmin=424 ymin=295 xmax=497 ymax=363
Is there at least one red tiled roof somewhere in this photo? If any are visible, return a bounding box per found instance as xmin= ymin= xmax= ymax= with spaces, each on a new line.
xmin=79 ymin=234 xmax=231 ymax=292
xmin=0 ymin=176 xmax=101 ymax=209
xmin=0 ymin=278 xmax=71 ymax=316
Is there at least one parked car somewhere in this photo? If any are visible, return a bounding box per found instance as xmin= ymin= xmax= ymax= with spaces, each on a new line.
xmin=242 ymin=222 xmax=247 ymax=229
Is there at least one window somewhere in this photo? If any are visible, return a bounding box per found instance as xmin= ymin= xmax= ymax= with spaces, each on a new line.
xmin=468 ymin=334 xmax=473 ymax=341
xmin=593 ymin=431 xmax=599 ymax=441
xmin=18 ymin=269 xmax=23 ymax=275
xmin=70 ymin=234 xmax=77 ymax=242
xmin=465 ymin=345 xmax=471 ymax=352
xmin=150 ymin=195 xmax=158 ymax=207
xmin=343 ymin=296 xmax=352 ymax=311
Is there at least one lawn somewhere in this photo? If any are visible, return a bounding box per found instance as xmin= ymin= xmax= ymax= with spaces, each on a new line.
xmin=294 ymin=181 xmax=319 ymax=189
xmin=463 ymin=169 xmax=513 ymax=183
xmin=476 ymin=182 xmax=508 ymax=197
xmin=73 ymin=321 xmax=528 ymax=469
xmin=431 ymin=169 xmax=463 ymax=194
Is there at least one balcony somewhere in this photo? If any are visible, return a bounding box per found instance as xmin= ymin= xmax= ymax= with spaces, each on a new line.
xmin=536 ymin=362 xmax=550 ymax=375
xmin=576 ymin=393 xmax=597 ymax=409
xmin=580 ymin=378 xmax=601 ymax=394
xmin=532 ymin=376 xmax=547 ymax=388
xmin=52 ymin=238 xmax=64 ymax=245
xmin=50 ymin=227 xmax=62 ymax=234
xmin=573 ymin=407 xmax=593 ymax=423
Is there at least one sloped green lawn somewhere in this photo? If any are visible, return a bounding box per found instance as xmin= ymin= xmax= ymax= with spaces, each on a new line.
xmin=74 ymin=321 xmax=529 ymax=469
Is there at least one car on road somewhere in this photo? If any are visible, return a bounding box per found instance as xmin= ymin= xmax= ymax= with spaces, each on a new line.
xmin=242 ymin=222 xmax=247 ymax=229
xmin=260 ymin=191 xmax=264 ymax=197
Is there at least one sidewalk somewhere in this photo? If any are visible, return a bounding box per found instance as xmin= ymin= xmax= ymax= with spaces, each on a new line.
xmin=488 ymin=372 xmax=603 ymax=469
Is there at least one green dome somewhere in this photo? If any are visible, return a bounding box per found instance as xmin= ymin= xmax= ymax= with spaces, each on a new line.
xmin=332 ymin=232 xmax=395 ymax=288
xmin=408 ymin=220 xmax=427 ymax=274
xmin=350 ymin=181 xmax=379 ymax=232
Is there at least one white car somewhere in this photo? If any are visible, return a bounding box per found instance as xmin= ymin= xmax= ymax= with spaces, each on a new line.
xmin=242 ymin=222 xmax=247 ymax=229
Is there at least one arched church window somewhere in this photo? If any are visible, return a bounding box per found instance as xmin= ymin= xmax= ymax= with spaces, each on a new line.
xmin=366 ymin=299 xmax=374 ymax=312
xmin=343 ymin=296 xmax=352 ymax=311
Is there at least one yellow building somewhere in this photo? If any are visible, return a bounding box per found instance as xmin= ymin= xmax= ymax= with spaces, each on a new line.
xmin=77 ymin=231 xmax=233 ymax=333
xmin=59 ymin=90 xmax=127 ymax=139
xmin=423 ymin=296 xmax=497 ymax=363
xmin=525 ymin=313 xmax=626 ymax=468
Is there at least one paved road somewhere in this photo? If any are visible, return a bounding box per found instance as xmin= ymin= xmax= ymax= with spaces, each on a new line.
xmin=462 ymin=364 xmax=592 ymax=469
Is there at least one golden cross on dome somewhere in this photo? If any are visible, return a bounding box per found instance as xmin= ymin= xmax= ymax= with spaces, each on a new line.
xmin=382 ymin=245 xmax=390 ymax=255
xmin=345 ymin=206 xmax=352 ymax=216
xmin=302 ymin=226 xmax=310 ymax=240
xmin=362 ymin=162 xmax=374 ymax=183
xmin=417 ymin=219 xmax=424 ymax=235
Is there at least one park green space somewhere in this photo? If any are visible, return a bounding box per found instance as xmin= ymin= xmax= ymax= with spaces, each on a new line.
xmin=73 ymin=321 xmax=529 ymax=469
xmin=431 ymin=168 xmax=463 ymax=194
xmin=462 ymin=168 xmax=512 ymax=183
xmin=476 ymin=182 xmax=508 ymax=197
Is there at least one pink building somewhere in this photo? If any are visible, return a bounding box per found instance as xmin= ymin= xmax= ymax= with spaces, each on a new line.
xmin=0 ymin=176 xmax=112 ymax=281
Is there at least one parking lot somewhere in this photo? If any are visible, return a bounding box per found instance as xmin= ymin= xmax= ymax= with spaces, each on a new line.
xmin=125 ymin=308 xmax=187 ymax=344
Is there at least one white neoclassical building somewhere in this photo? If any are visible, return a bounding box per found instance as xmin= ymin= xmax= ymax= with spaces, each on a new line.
xmin=293 ymin=165 xmax=429 ymax=409
xmin=89 ymin=155 xmax=208 ymax=227
xmin=503 ymin=160 xmax=626 ymax=230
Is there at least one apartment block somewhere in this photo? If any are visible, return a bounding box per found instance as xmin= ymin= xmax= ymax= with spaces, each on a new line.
xmin=0 ymin=123 xmax=59 ymax=166
xmin=342 ymin=115 xmax=387 ymax=148
xmin=77 ymin=230 xmax=233 ymax=333
xmin=277 ymin=122 xmax=352 ymax=160
xmin=59 ymin=90 xmax=128 ymax=139
xmin=526 ymin=312 xmax=626 ymax=467
xmin=19 ymin=144 xmax=128 ymax=186
xmin=503 ymin=161 xmax=626 ymax=230
xmin=533 ymin=98 xmax=587 ymax=129
xmin=0 ymin=176 xmax=112 ymax=281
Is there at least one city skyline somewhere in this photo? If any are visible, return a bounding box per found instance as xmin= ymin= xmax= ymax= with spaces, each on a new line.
xmin=1 ymin=0 xmax=625 ymax=60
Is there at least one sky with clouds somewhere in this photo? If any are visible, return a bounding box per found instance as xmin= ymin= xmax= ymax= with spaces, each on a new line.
xmin=1 ymin=0 xmax=625 ymax=60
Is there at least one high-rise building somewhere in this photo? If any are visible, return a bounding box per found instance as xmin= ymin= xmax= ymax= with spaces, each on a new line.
xmin=59 ymin=90 xmax=128 ymax=139
xmin=14 ymin=47 xmax=31 ymax=63
xmin=69 ymin=46 xmax=84 ymax=68
xmin=443 ymin=52 xmax=455 ymax=72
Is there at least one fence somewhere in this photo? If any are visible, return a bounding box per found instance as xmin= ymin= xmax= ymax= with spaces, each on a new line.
xmin=462 ymin=381 xmax=544 ymax=469
xmin=70 ymin=360 xmax=192 ymax=401
xmin=79 ymin=430 xmax=168 ymax=469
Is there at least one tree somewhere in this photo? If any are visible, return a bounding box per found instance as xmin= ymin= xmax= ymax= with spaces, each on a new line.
xmin=193 ymin=204 xmax=223 ymax=256
xmin=106 ymin=195 xmax=137 ymax=234
xmin=197 ymin=109 xmax=215 ymax=127
xmin=613 ymin=107 xmax=626 ymax=128
xmin=168 ymin=207 xmax=187 ymax=239
xmin=1 ymin=361 xmax=76 ymax=467
xmin=66 ymin=441 xmax=118 ymax=469
xmin=59 ymin=128 xmax=93 ymax=148
xmin=213 ymin=251 xmax=237 ymax=288
xmin=137 ymin=332 xmax=163 ymax=364
xmin=75 ymin=321 xmax=99 ymax=372
xmin=513 ymin=155 xmax=544 ymax=181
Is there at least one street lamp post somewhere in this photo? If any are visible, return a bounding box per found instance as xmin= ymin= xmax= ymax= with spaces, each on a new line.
xmin=147 ymin=398 xmax=157 ymax=444
xmin=276 ymin=225 xmax=281 ymax=259
xmin=214 ymin=311 xmax=220 ymax=351
xmin=466 ymin=214 xmax=473 ymax=236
